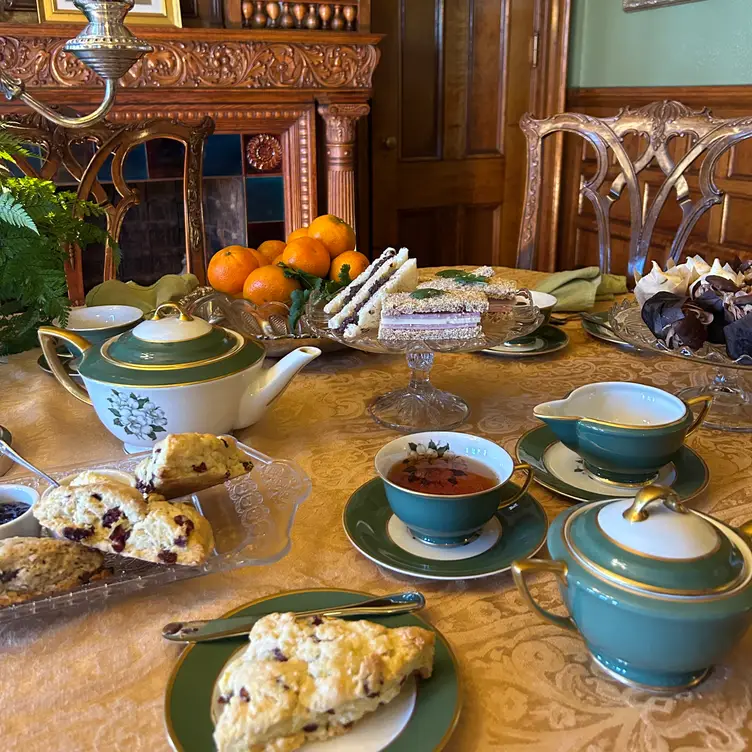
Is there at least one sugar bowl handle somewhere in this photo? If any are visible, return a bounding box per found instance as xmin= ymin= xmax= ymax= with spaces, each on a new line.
xmin=150 ymin=302 xmax=193 ymax=321
xmin=622 ymin=485 xmax=685 ymax=523
xmin=511 ymin=559 xmax=577 ymax=633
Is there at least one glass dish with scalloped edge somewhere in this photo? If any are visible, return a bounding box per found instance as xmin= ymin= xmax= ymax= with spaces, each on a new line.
xmin=0 ymin=438 xmax=310 ymax=624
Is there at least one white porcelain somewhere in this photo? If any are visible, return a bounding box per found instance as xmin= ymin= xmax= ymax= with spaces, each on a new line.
xmin=535 ymin=381 xmax=687 ymax=427
xmin=132 ymin=315 xmax=212 ymax=343
xmin=597 ymin=498 xmax=719 ymax=560
xmin=529 ymin=291 xmax=557 ymax=312
xmin=0 ymin=484 xmax=41 ymax=539
xmin=60 ymin=305 xmax=144 ymax=332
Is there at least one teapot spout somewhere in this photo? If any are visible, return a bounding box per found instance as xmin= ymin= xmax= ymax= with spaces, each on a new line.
xmin=235 ymin=346 xmax=321 ymax=429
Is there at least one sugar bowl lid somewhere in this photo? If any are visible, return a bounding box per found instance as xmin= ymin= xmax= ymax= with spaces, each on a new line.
xmin=563 ymin=486 xmax=749 ymax=598
xmin=78 ymin=303 xmax=264 ymax=387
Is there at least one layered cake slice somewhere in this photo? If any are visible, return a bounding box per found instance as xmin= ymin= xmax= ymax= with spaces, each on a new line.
xmin=417 ymin=266 xmax=517 ymax=312
xmin=325 ymin=247 xmax=418 ymax=339
xmin=378 ymin=289 xmax=489 ymax=342
xmin=212 ymin=612 xmax=435 ymax=752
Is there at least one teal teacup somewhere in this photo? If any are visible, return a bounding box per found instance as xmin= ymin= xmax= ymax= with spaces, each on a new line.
xmin=54 ymin=305 xmax=144 ymax=354
xmin=375 ymin=431 xmax=533 ymax=546
xmin=534 ymin=382 xmax=712 ymax=486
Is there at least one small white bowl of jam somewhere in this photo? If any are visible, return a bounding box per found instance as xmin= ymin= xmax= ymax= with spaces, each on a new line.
xmin=0 ymin=484 xmax=41 ymax=539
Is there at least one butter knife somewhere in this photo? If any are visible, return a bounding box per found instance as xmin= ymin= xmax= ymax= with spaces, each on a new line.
xmin=162 ymin=591 xmax=426 ymax=643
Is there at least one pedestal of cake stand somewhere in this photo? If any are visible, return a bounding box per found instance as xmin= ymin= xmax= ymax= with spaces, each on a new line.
xmin=678 ymin=369 xmax=752 ymax=433
xmin=368 ymin=347 xmax=469 ymax=433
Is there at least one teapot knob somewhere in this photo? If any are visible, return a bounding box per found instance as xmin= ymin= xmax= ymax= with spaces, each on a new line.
xmin=150 ymin=302 xmax=193 ymax=322
xmin=622 ymin=485 xmax=687 ymax=523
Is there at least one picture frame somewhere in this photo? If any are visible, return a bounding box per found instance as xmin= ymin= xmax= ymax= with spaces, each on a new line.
xmin=624 ymin=0 xmax=708 ymax=10
xmin=37 ymin=0 xmax=182 ymax=26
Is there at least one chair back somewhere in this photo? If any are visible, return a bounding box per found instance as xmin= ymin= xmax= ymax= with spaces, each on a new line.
xmin=517 ymin=101 xmax=752 ymax=278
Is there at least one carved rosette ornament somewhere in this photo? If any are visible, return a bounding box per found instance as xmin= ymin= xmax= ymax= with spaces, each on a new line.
xmin=246 ymin=133 xmax=283 ymax=172
xmin=317 ymin=102 xmax=369 ymax=230
xmin=0 ymin=36 xmax=380 ymax=90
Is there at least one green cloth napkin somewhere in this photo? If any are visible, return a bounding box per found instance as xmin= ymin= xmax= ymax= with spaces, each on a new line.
xmin=84 ymin=273 xmax=200 ymax=313
xmin=534 ymin=266 xmax=627 ymax=311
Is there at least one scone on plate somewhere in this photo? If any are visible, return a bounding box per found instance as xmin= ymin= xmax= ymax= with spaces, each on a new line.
xmin=34 ymin=482 xmax=214 ymax=566
xmin=213 ymin=612 xmax=435 ymax=752
xmin=134 ymin=433 xmax=253 ymax=499
xmin=0 ymin=536 xmax=109 ymax=607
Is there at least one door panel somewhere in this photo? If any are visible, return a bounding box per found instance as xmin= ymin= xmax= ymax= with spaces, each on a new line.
xmin=372 ymin=0 xmax=557 ymax=268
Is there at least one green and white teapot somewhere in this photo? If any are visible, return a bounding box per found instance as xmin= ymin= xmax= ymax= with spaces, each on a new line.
xmin=39 ymin=303 xmax=320 ymax=451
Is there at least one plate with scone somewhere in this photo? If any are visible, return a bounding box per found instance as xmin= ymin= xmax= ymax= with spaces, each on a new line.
xmin=0 ymin=433 xmax=311 ymax=624
xmin=165 ymin=588 xmax=461 ymax=752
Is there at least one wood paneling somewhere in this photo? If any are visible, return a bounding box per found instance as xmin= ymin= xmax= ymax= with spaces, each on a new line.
xmin=560 ymin=86 xmax=752 ymax=276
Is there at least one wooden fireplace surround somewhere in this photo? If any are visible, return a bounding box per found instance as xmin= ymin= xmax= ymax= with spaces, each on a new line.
xmin=0 ymin=24 xmax=381 ymax=245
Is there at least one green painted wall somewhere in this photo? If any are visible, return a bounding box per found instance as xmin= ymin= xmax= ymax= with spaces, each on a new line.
xmin=569 ymin=0 xmax=752 ymax=88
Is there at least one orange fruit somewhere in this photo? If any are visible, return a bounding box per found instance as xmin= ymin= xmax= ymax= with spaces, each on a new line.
xmin=248 ymin=248 xmax=270 ymax=267
xmin=257 ymin=239 xmax=286 ymax=264
xmin=308 ymin=214 xmax=356 ymax=259
xmin=329 ymin=250 xmax=369 ymax=282
xmin=242 ymin=265 xmax=301 ymax=306
xmin=282 ymin=236 xmax=331 ymax=278
xmin=272 ymin=253 xmax=285 ymax=266
xmin=287 ymin=227 xmax=309 ymax=243
xmin=208 ymin=246 xmax=259 ymax=294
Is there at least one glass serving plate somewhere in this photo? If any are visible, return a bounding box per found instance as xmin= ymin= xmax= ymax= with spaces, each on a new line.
xmin=610 ymin=298 xmax=752 ymax=433
xmin=308 ymin=293 xmax=544 ymax=432
xmin=0 ymin=440 xmax=311 ymax=624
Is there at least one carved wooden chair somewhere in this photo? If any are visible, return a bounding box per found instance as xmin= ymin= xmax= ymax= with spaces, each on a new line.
xmin=1 ymin=114 xmax=214 ymax=304
xmin=517 ymin=101 xmax=752 ymax=278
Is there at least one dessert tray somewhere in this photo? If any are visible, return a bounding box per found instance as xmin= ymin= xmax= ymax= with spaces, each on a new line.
xmin=0 ymin=440 xmax=311 ymax=624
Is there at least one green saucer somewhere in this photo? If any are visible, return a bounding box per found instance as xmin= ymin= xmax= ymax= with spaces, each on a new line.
xmin=581 ymin=311 xmax=636 ymax=350
xmin=482 ymin=324 xmax=569 ymax=357
xmin=516 ymin=424 xmax=709 ymax=504
xmin=165 ymin=589 xmax=461 ymax=752
xmin=343 ymin=478 xmax=547 ymax=580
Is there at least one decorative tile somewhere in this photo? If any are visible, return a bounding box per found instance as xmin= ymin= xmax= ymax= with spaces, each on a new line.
xmin=247 ymin=221 xmax=286 ymax=249
xmin=244 ymin=133 xmax=283 ymax=175
xmin=245 ymin=176 xmax=284 ymax=222
xmin=203 ymin=134 xmax=243 ymax=177
xmin=145 ymin=139 xmax=185 ymax=180
xmin=203 ymin=177 xmax=247 ymax=254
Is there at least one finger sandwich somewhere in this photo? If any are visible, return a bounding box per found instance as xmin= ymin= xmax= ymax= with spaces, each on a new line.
xmin=417 ymin=266 xmax=516 ymax=311
xmin=326 ymin=247 xmax=418 ymax=339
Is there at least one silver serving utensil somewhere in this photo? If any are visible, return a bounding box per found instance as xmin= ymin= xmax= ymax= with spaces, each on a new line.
xmin=0 ymin=439 xmax=59 ymax=487
xmin=580 ymin=311 xmax=615 ymax=333
xmin=162 ymin=591 xmax=426 ymax=643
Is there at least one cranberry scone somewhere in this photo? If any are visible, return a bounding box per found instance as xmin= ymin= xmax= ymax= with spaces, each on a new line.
xmin=0 ymin=536 xmax=109 ymax=607
xmin=213 ymin=612 xmax=435 ymax=752
xmin=134 ymin=433 xmax=254 ymax=499
xmin=33 ymin=482 xmax=214 ymax=566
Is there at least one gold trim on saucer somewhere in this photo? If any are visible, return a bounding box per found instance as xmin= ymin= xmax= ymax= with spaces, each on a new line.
xmin=164 ymin=587 xmax=463 ymax=752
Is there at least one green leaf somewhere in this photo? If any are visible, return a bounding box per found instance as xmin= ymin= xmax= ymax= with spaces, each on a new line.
xmin=109 ymin=409 xmax=121 ymax=418
xmin=148 ymin=430 xmax=158 ymax=441
xmin=337 ymin=264 xmax=352 ymax=286
xmin=137 ymin=398 xmax=149 ymax=408
xmin=288 ymin=287 xmax=311 ymax=331
xmin=428 ymin=440 xmax=437 ymax=450
xmin=150 ymin=425 xmax=163 ymax=433
xmin=410 ymin=288 xmax=444 ymax=299
xmin=279 ymin=262 xmax=322 ymax=291
xmin=113 ymin=418 xmax=123 ymax=427
xmin=435 ymin=269 xmax=488 ymax=284
xmin=0 ymin=190 xmax=38 ymax=233
xmin=123 ymin=425 xmax=134 ymax=435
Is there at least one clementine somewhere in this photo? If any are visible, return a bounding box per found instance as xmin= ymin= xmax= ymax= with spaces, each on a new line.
xmin=287 ymin=226 xmax=309 ymax=243
xmin=248 ymin=248 xmax=270 ymax=267
xmin=257 ymin=239 xmax=286 ymax=264
xmin=308 ymin=214 xmax=356 ymax=259
xmin=272 ymin=253 xmax=285 ymax=266
xmin=282 ymin=236 xmax=331 ymax=278
xmin=207 ymin=246 xmax=259 ymax=294
xmin=329 ymin=250 xmax=369 ymax=281
xmin=242 ymin=265 xmax=301 ymax=306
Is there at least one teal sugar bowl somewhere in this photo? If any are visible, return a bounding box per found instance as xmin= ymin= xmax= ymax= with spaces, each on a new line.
xmin=375 ymin=431 xmax=533 ymax=546
xmin=534 ymin=382 xmax=712 ymax=485
xmin=512 ymin=486 xmax=752 ymax=693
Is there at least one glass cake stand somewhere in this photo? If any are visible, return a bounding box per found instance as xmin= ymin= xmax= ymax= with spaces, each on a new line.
xmin=610 ymin=299 xmax=752 ymax=433
xmin=309 ymin=294 xmax=543 ymax=432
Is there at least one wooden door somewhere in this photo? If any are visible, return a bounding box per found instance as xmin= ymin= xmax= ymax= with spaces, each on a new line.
xmin=370 ymin=0 xmax=569 ymax=268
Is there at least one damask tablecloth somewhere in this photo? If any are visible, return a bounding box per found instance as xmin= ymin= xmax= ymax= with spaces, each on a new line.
xmin=2 ymin=269 xmax=752 ymax=752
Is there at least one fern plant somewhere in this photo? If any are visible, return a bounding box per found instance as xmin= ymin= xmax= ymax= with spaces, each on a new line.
xmin=0 ymin=127 xmax=115 ymax=355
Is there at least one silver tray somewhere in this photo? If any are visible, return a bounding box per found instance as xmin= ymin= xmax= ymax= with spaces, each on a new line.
xmin=0 ymin=440 xmax=311 ymax=624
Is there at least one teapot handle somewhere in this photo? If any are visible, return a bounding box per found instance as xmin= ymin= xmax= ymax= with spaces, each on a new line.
xmin=511 ymin=559 xmax=577 ymax=633
xmin=38 ymin=327 xmax=92 ymax=405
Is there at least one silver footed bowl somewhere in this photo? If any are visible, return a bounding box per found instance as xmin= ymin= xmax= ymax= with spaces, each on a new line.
xmin=609 ymin=298 xmax=752 ymax=371
xmin=308 ymin=289 xmax=544 ymax=354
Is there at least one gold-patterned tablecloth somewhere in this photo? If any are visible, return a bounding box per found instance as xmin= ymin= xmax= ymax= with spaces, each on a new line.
xmin=2 ymin=269 xmax=752 ymax=752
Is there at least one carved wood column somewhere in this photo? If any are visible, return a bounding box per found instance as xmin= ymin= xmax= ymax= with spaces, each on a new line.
xmin=318 ymin=102 xmax=370 ymax=231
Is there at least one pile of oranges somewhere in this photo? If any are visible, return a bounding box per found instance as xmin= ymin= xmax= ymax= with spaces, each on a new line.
xmin=206 ymin=214 xmax=369 ymax=307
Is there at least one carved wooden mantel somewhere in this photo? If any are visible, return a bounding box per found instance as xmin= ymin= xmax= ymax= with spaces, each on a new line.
xmin=0 ymin=24 xmax=381 ymax=234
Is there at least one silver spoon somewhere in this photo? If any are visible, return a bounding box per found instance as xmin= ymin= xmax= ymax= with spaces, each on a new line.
xmin=162 ymin=591 xmax=426 ymax=643
xmin=0 ymin=439 xmax=59 ymax=488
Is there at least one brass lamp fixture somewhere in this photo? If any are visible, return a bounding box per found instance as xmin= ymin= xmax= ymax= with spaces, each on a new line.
xmin=0 ymin=0 xmax=152 ymax=128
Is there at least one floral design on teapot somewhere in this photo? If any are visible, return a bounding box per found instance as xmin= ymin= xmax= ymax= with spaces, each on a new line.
xmin=106 ymin=390 xmax=167 ymax=442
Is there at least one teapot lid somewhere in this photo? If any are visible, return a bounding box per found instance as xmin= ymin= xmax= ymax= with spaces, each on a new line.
xmin=564 ymin=486 xmax=749 ymax=598
xmin=77 ymin=303 xmax=265 ymax=387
